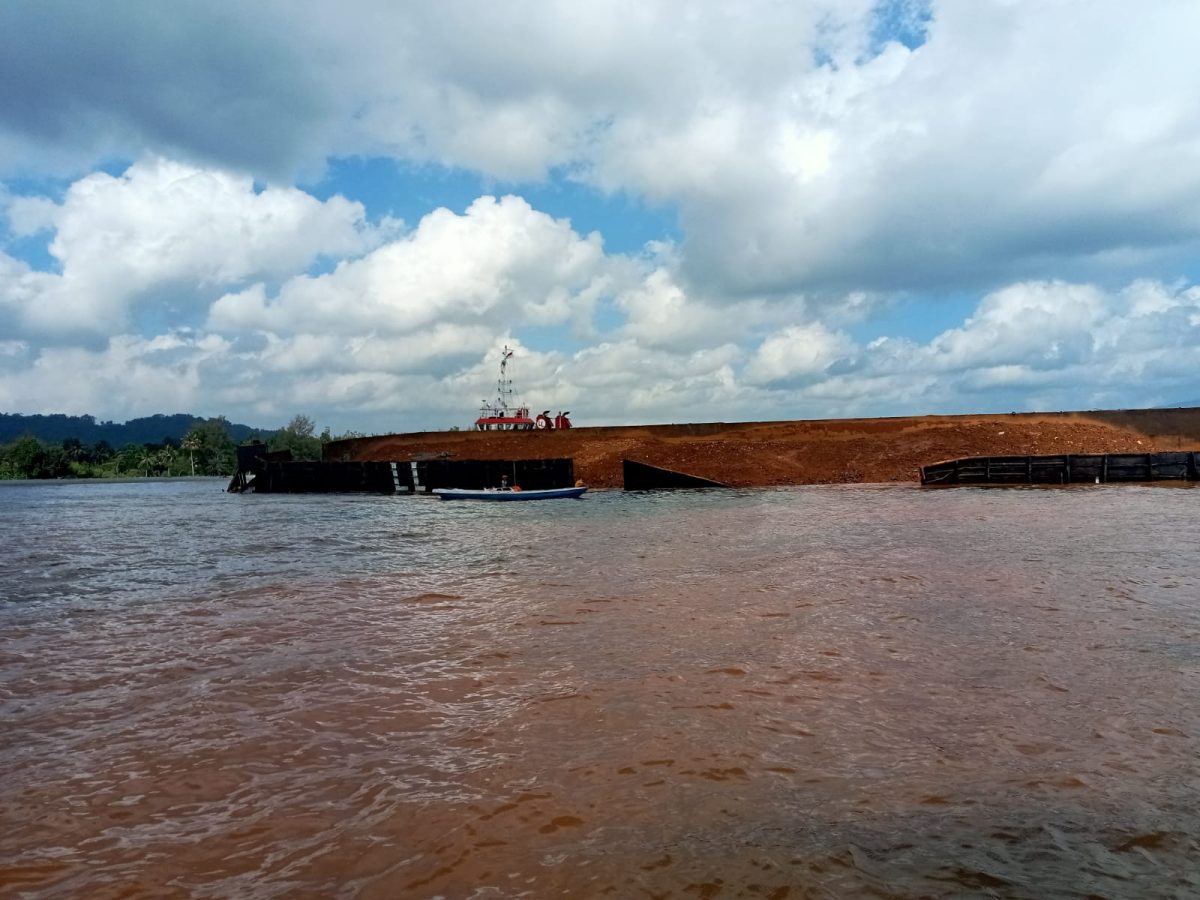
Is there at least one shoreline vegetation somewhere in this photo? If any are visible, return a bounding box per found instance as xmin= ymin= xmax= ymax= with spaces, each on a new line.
xmin=0 ymin=414 xmax=362 ymax=481
xmin=0 ymin=475 xmax=226 ymax=486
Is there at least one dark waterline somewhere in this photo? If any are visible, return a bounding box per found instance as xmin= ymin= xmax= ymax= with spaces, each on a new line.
xmin=2 ymin=480 xmax=1198 ymax=898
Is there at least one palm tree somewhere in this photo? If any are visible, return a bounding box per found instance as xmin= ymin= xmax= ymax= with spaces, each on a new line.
xmin=157 ymin=446 xmax=178 ymax=476
xmin=138 ymin=450 xmax=156 ymax=477
xmin=181 ymin=435 xmax=200 ymax=476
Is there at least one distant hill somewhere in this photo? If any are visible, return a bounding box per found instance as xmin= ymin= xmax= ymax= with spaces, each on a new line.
xmin=0 ymin=412 xmax=270 ymax=446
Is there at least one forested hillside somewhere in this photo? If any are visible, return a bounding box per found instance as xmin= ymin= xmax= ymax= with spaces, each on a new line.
xmin=0 ymin=413 xmax=359 ymax=480
xmin=0 ymin=413 xmax=263 ymax=446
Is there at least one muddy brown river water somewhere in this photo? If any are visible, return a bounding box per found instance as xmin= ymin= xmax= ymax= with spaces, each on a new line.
xmin=2 ymin=480 xmax=1198 ymax=898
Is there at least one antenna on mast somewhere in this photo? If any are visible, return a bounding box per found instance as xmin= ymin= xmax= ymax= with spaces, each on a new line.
xmin=495 ymin=345 xmax=516 ymax=413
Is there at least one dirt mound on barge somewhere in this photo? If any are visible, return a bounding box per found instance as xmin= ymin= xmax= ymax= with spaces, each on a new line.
xmin=325 ymin=408 xmax=1200 ymax=489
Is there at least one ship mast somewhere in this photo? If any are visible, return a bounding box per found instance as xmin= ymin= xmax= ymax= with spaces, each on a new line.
xmin=495 ymin=346 xmax=515 ymax=413
xmin=474 ymin=345 xmax=533 ymax=430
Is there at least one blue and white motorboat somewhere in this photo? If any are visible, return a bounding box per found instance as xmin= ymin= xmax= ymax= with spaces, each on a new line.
xmin=432 ymin=486 xmax=588 ymax=501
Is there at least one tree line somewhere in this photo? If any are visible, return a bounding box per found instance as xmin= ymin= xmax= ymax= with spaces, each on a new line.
xmin=0 ymin=412 xmax=262 ymax=446
xmin=0 ymin=414 xmax=364 ymax=480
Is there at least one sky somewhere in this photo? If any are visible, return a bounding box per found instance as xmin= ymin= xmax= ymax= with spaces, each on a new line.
xmin=2 ymin=0 xmax=1200 ymax=434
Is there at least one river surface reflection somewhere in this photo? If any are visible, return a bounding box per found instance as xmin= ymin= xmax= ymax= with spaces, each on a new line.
xmin=2 ymin=480 xmax=1199 ymax=898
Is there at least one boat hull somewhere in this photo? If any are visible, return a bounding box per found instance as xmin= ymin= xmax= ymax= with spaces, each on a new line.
xmin=433 ymin=486 xmax=588 ymax=501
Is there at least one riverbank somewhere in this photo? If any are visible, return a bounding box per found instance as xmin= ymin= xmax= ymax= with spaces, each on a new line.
xmin=326 ymin=407 xmax=1200 ymax=489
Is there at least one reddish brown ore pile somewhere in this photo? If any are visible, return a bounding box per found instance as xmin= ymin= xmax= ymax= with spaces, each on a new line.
xmin=326 ymin=409 xmax=1200 ymax=490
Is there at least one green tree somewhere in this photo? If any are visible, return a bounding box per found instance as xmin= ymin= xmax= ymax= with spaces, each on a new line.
xmin=7 ymin=435 xmax=69 ymax=479
xmin=270 ymin=413 xmax=322 ymax=461
xmin=0 ymin=438 xmax=24 ymax=478
xmin=181 ymin=434 xmax=200 ymax=476
xmin=156 ymin=445 xmax=179 ymax=476
xmin=115 ymin=443 xmax=141 ymax=474
xmin=182 ymin=418 xmax=237 ymax=475
xmin=286 ymin=414 xmax=315 ymax=438
xmin=319 ymin=425 xmax=365 ymax=444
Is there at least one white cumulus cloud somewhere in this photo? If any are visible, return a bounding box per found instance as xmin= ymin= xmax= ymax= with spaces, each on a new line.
xmin=208 ymin=195 xmax=617 ymax=338
xmin=3 ymin=158 xmax=380 ymax=339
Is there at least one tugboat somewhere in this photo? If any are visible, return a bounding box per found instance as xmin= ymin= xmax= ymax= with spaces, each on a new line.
xmin=474 ymin=346 xmax=533 ymax=430
xmin=473 ymin=346 xmax=572 ymax=431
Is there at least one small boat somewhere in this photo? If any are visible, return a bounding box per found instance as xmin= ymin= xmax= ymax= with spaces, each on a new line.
xmin=433 ymin=486 xmax=588 ymax=501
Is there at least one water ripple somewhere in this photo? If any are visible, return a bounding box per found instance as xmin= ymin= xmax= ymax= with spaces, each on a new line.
xmin=2 ymin=480 xmax=1199 ymax=897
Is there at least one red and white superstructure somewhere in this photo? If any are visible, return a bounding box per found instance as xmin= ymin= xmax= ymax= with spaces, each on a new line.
xmin=474 ymin=346 xmax=533 ymax=430
xmin=473 ymin=346 xmax=572 ymax=431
